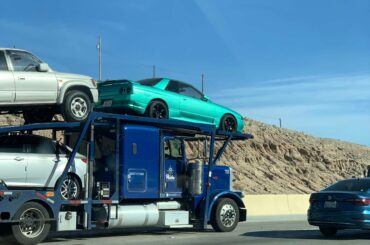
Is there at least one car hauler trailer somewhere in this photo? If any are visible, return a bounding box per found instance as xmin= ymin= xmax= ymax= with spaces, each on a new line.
xmin=0 ymin=112 xmax=252 ymax=244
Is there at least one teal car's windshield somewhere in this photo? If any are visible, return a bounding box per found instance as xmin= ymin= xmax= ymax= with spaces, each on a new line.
xmin=137 ymin=78 xmax=162 ymax=86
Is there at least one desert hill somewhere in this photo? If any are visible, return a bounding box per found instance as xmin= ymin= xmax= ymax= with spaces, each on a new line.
xmin=222 ymin=118 xmax=370 ymax=194
xmin=1 ymin=114 xmax=369 ymax=194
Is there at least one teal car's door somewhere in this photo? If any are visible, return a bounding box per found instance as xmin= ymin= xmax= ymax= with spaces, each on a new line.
xmin=166 ymin=80 xmax=215 ymax=123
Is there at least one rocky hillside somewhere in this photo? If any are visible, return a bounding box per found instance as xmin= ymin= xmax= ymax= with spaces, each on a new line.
xmin=1 ymin=114 xmax=370 ymax=194
xmin=221 ymin=118 xmax=370 ymax=194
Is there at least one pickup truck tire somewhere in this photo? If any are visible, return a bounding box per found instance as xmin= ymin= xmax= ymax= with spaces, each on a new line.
xmin=23 ymin=109 xmax=55 ymax=124
xmin=9 ymin=202 xmax=51 ymax=245
xmin=211 ymin=198 xmax=239 ymax=232
xmin=62 ymin=90 xmax=92 ymax=122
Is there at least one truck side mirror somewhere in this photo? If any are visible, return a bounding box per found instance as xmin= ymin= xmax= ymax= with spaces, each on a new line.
xmin=37 ymin=63 xmax=50 ymax=72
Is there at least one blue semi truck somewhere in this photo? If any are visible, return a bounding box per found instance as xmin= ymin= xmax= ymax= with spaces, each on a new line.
xmin=0 ymin=112 xmax=252 ymax=244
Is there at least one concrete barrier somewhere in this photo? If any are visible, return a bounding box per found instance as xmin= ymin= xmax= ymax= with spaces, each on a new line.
xmin=243 ymin=194 xmax=310 ymax=216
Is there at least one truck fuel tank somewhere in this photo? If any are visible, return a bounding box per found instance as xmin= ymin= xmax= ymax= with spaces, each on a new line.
xmin=108 ymin=203 xmax=159 ymax=228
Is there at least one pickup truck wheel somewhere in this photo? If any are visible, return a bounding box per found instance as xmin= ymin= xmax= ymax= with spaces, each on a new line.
xmin=8 ymin=202 xmax=51 ymax=245
xmin=23 ymin=109 xmax=54 ymax=124
xmin=211 ymin=198 xmax=239 ymax=232
xmin=62 ymin=90 xmax=92 ymax=122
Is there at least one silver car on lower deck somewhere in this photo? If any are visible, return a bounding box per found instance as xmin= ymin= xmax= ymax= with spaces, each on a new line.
xmin=0 ymin=134 xmax=86 ymax=199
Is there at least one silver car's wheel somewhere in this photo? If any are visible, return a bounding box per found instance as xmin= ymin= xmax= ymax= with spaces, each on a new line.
xmin=71 ymin=97 xmax=88 ymax=118
xmin=60 ymin=175 xmax=81 ymax=200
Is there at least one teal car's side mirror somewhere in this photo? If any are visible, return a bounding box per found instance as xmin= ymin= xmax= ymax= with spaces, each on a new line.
xmin=202 ymin=95 xmax=210 ymax=102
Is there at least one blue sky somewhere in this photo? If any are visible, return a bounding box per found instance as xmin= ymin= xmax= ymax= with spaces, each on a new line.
xmin=1 ymin=0 xmax=369 ymax=145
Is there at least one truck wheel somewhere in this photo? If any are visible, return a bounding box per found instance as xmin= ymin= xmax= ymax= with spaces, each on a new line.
xmin=9 ymin=202 xmax=51 ymax=245
xmin=23 ymin=109 xmax=54 ymax=124
xmin=211 ymin=198 xmax=239 ymax=232
xmin=319 ymin=226 xmax=338 ymax=236
xmin=147 ymin=100 xmax=168 ymax=119
xmin=62 ymin=90 xmax=92 ymax=122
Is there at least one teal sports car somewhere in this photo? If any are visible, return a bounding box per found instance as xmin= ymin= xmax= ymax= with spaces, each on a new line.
xmin=95 ymin=78 xmax=244 ymax=132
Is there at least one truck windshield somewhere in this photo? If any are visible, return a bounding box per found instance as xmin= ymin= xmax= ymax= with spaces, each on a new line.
xmin=324 ymin=179 xmax=370 ymax=192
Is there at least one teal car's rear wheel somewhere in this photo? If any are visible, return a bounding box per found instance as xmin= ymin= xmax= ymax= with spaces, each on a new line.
xmin=147 ymin=100 xmax=168 ymax=119
xmin=220 ymin=114 xmax=237 ymax=132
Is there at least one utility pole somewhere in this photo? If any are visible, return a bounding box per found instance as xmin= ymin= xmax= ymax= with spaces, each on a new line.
xmin=97 ymin=36 xmax=102 ymax=81
xmin=153 ymin=65 xmax=156 ymax=78
xmin=279 ymin=118 xmax=282 ymax=128
xmin=201 ymin=74 xmax=204 ymax=94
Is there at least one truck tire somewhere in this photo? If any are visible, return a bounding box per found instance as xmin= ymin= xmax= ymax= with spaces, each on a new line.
xmin=23 ymin=109 xmax=54 ymax=124
xmin=9 ymin=202 xmax=51 ymax=245
xmin=211 ymin=198 xmax=239 ymax=232
xmin=62 ymin=90 xmax=92 ymax=122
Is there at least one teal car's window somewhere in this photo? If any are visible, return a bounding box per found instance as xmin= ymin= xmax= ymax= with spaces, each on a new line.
xmin=166 ymin=80 xmax=203 ymax=100
xmin=166 ymin=80 xmax=179 ymax=93
xmin=178 ymin=83 xmax=202 ymax=100
xmin=137 ymin=78 xmax=161 ymax=86
xmin=0 ymin=51 xmax=8 ymax=71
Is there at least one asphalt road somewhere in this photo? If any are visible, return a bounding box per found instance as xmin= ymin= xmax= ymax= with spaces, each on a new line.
xmin=2 ymin=219 xmax=370 ymax=244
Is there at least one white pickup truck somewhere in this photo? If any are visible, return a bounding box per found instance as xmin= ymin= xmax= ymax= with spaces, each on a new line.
xmin=0 ymin=48 xmax=98 ymax=123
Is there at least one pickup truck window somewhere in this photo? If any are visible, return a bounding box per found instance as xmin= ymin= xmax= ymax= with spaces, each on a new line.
xmin=0 ymin=51 xmax=8 ymax=71
xmin=7 ymin=50 xmax=41 ymax=72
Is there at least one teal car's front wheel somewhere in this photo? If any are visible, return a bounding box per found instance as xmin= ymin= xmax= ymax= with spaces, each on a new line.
xmin=220 ymin=114 xmax=237 ymax=132
xmin=147 ymin=100 xmax=168 ymax=119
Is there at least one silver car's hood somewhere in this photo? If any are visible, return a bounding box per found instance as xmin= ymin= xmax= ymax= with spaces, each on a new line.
xmin=54 ymin=72 xmax=91 ymax=81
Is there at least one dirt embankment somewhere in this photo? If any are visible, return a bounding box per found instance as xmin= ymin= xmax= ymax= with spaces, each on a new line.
xmin=1 ymin=114 xmax=370 ymax=194
xmin=218 ymin=118 xmax=370 ymax=194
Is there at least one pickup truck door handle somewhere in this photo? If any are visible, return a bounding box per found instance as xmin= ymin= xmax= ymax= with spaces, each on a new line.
xmin=18 ymin=76 xmax=26 ymax=80
xmin=14 ymin=157 xmax=25 ymax=161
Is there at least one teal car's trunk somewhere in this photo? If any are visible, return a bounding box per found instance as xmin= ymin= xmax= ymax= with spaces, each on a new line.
xmin=97 ymin=80 xmax=133 ymax=107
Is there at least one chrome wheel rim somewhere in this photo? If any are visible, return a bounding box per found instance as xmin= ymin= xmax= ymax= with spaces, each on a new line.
xmin=61 ymin=177 xmax=78 ymax=200
xmin=19 ymin=208 xmax=45 ymax=238
xmin=71 ymin=97 xmax=88 ymax=118
xmin=220 ymin=204 xmax=236 ymax=227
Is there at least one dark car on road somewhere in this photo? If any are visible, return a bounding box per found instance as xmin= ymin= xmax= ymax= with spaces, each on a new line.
xmin=308 ymin=178 xmax=370 ymax=236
